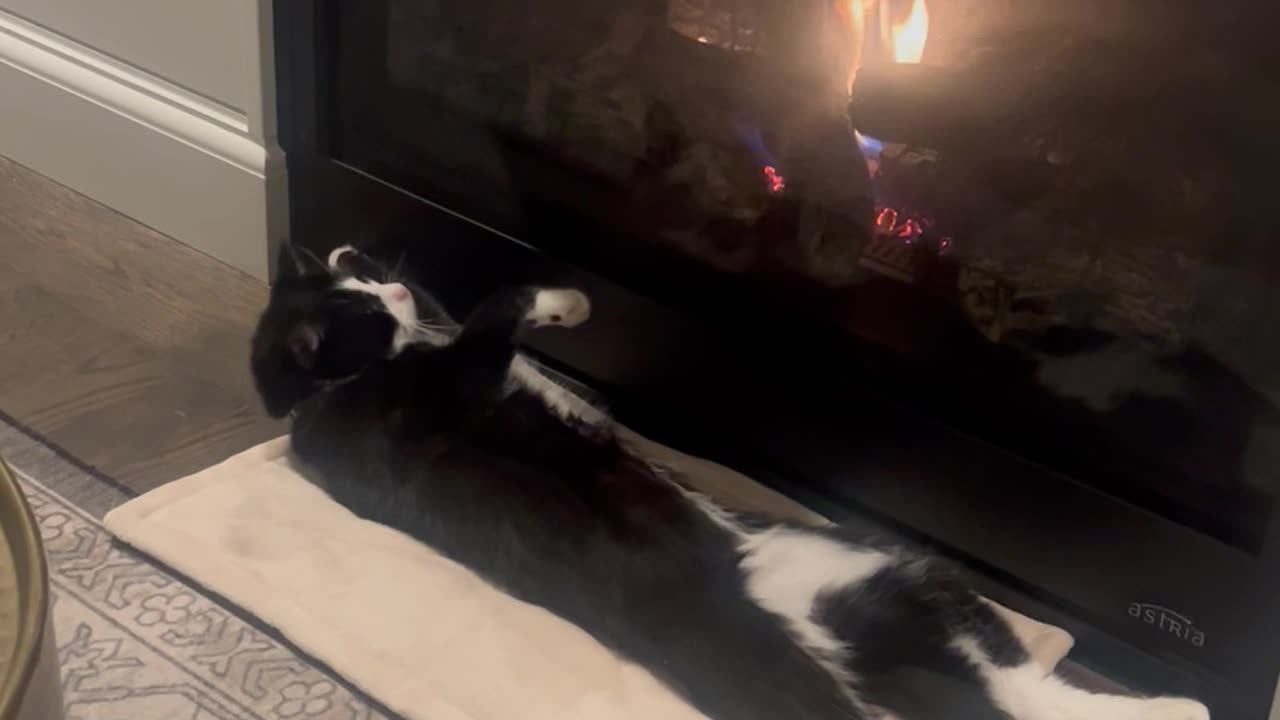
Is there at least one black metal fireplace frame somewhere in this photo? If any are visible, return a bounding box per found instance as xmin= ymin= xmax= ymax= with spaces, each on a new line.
xmin=273 ymin=2 xmax=1280 ymax=717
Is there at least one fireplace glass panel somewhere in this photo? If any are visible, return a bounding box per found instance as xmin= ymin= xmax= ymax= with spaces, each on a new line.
xmin=328 ymin=0 xmax=1280 ymax=551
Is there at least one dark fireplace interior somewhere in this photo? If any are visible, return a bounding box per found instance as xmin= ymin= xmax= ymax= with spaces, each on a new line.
xmin=278 ymin=1 xmax=1280 ymax=717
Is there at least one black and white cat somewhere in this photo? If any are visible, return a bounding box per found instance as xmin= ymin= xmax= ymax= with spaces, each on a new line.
xmin=249 ymin=242 xmax=1210 ymax=720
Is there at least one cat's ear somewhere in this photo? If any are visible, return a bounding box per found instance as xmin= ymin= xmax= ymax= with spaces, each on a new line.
xmin=273 ymin=240 xmax=327 ymax=282
xmin=251 ymin=318 xmax=322 ymax=419
xmin=287 ymin=323 xmax=322 ymax=370
xmin=276 ymin=240 xmax=300 ymax=277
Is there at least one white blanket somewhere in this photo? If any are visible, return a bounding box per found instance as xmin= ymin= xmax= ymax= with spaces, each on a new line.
xmin=104 ymin=433 xmax=1074 ymax=720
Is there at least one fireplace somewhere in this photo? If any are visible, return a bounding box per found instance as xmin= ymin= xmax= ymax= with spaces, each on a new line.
xmin=274 ymin=1 xmax=1280 ymax=716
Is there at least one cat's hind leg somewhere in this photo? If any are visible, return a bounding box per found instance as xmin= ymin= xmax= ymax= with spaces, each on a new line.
xmin=950 ymin=635 xmax=1210 ymax=720
xmin=809 ymin=540 xmax=1210 ymax=720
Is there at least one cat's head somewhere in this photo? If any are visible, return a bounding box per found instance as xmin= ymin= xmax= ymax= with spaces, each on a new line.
xmin=249 ymin=243 xmax=449 ymax=418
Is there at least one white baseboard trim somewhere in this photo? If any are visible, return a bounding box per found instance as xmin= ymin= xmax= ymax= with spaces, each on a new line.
xmin=0 ymin=9 xmax=283 ymax=280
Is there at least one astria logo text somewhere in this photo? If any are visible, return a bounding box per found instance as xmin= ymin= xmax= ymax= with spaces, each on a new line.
xmin=1128 ymin=603 xmax=1205 ymax=647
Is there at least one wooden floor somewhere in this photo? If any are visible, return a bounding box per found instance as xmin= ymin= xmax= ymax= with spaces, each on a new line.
xmin=0 ymin=156 xmax=283 ymax=494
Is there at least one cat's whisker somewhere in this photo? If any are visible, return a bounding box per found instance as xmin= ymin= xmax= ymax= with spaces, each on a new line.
xmin=416 ymin=320 xmax=457 ymax=332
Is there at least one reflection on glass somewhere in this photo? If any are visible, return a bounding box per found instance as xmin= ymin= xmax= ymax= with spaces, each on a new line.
xmin=335 ymin=0 xmax=1280 ymax=549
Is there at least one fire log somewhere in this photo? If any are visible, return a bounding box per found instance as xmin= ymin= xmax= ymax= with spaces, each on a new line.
xmin=848 ymin=62 xmax=1005 ymax=149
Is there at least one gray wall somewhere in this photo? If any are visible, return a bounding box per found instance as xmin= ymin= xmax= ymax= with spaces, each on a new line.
xmin=3 ymin=0 xmax=248 ymax=110
xmin=0 ymin=0 xmax=283 ymax=279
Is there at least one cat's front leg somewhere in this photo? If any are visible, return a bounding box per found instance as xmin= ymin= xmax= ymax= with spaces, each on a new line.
xmin=445 ymin=287 xmax=591 ymax=396
xmin=458 ymin=286 xmax=591 ymax=344
xmin=525 ymin=289 xmax=591 ymax=329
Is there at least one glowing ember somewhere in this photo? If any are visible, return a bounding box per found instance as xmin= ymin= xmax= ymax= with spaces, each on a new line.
xmin=762 ymin=165 xmax=786 ymax=194
xmin=894 ymin=217 xmax=923 ymax=243
xmin=875 ymin=207 xmax=898 ymax=233
xmin=883 ymin=0 xmax=930 ymax=64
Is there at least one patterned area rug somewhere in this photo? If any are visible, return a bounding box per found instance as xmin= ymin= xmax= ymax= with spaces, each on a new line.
xmin=11 ymin=457 xmax=392 ymax=720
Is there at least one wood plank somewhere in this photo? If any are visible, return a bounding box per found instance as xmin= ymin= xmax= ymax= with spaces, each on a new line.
xmin=0 ymin=156 xmax=280 ymax=492
xmin=0 ymin=154 xmax=268 ymax=390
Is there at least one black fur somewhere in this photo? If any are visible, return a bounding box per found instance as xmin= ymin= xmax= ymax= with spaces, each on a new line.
xmin=815 ymin=566 xmax=1025 ymax=720
xmin=249 ymin=244 xmax=1032 ymax=720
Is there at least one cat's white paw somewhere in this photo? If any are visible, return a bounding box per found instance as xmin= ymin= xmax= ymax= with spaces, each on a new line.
xmin=1141 ymin=697 xmax=1210 ymax=720
xmin=527 ymin=289 xmax=591 ymax=328
xmin=327 ymin=244 xmax=357 ymax=270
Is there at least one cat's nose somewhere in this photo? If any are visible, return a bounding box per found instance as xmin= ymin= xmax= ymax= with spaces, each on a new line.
xmin=387 ymin=283 xmax=411 ymax=303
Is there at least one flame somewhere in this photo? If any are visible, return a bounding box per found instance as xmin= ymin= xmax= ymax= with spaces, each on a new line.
xmin=884 ymin=0 xmax=929 ymax=64
xmin=854 ymin=130 xmax=883 ymax=175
